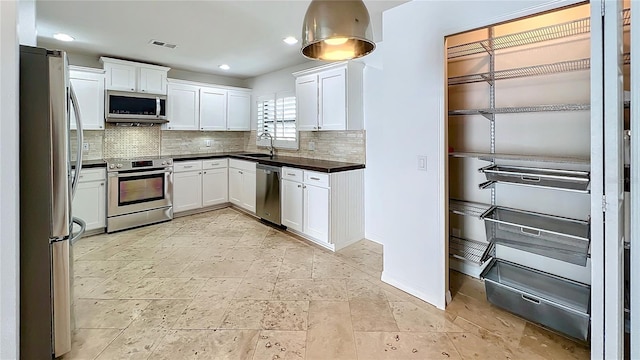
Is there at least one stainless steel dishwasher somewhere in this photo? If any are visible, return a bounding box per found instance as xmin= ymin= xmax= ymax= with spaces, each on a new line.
xmin=256 ymin=164 xmax=281 ymax=225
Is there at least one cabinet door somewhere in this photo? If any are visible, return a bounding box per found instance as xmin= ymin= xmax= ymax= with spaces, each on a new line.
xmin=104 ymin=63 xmax=137 ymax=92
xmin=295 ymin=74 xmax=318 ymax=131
xmin=318 ymin=68 xmax=347 ymax=130
xmin=228 ymin=168 xmax=243 ymax=207
xmin=70 ymin=70 xmax=105 ymax=130
xmin=281 ymin=179 xmax=303 ymax=232
xmin=166 ymin=83 xmax=200 ymax=130
xmin=227 ymin=90 xmax=251 ymax=131
xmin=173 ymin=171 xmax=203 ymax=213
xmin=200 ymin=87 xmax=227 ymax=131
xmin=138 ymin=67 xmax=167 ymax=95
xmin=202 ymin=168 xmax=228 ymax=207
xmin=72 ymin=181 xmax=106 ymax=232
xmin=242 ymin=171 xmax=256 ymax=213
xmin=303 ymin=184 xmax=330 ymax=243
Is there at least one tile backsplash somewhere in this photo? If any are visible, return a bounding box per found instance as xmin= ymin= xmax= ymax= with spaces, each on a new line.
xmin=74 ymin=127 xmax=365 ymax=164
xmin=161 ymin=131 xmax=246 ymax=155
xmin=245 ymin=130 xmax=366 ymax=164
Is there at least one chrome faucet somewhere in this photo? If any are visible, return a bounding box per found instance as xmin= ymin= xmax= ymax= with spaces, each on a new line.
xmin=258 ymin=132 xmax=275 ymax=158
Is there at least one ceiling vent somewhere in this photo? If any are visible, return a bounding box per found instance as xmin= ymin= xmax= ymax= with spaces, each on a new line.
xmin=149 ymin=39 xmax=177 ymax=49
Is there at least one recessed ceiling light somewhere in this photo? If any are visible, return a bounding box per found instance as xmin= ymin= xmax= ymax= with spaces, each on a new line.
xmin=53 ymin=33 xmax=74 ymax=42
xmin=283 ymin=36 xmax=298 ymax=45
xmin=219 ymin=64 xmax=230 ymax=70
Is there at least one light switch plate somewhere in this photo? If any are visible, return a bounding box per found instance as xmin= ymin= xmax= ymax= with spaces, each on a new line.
xmin=82 ymin=142 xmax=89 ymax=152
xmin=417 ymin=155 xmax=427 ymax=171
xmin=205 ymin=139 xmax=212 ymax=147
xmin=308 ymin=141 xmax=316 ymax=151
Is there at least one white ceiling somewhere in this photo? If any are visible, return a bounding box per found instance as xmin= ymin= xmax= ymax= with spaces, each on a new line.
xmin=36 ymin=0 xmax=408 ymax=80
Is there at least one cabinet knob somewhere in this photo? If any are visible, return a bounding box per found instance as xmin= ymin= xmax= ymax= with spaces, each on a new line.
xmin=130 ymin=88 xmax=134 ymax=91
xmin=204 ymin=171 xmax=207 ymax=174
xmin=318 ymin=126 xmax=321 ymax=129
xmin=100 ymin=183 xmax=104 ymax=186
xmin=239 ymin=170 xmax=243 ymax=174
xmin=199 ymin=172 xmax=202 ymax=175
xmin=297 ymin=184 xmax=301 ymax=188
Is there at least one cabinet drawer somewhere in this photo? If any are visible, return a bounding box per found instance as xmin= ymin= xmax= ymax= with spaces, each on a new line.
xmin=174 ymin=160 xmax=202 ymax=172
xmin=203 ymin=158 xmax=228 ymax=170
xmin=77 ymin=168 xmax=106 ymax=182
xmin=304 ymin=171 xmax=329 ymax=187
xmin=282 ymin=167 xmax=303 ymax=182
xmin=229 ymin=158 xmax=256 ymax=172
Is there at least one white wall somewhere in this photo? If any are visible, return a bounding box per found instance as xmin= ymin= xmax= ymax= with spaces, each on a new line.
xmin=1 ymin=0 xmax=20 ymax=358
xmin=18 ymin=0 xmax=35 ymax=46
xmin=375 ymin=0 xmax=583 ymax=309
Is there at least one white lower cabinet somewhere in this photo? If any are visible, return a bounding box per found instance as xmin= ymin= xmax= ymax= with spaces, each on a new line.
xmin=174 ymin=159 xmax=229 ymax=214
xmin=72 ymin=168 xmax=106 ymax=232
xmin=281 ymin=167 xmax=363 ymax=251
xmin=228 ymin=159 xmax=256 ymax=213
xmin=173 ymin=170 xmax=203 ymax=213
xmin=202 ymin=160 xmax=229 ymax=207
xmin=281 ymin=179 xmax=303 ymax=232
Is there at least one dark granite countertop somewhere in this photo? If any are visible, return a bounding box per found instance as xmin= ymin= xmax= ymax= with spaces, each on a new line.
xmin=72 ymin=159 xmax=106 ymax=169
xmin=172 ymin=152 xmax=365 ymax=173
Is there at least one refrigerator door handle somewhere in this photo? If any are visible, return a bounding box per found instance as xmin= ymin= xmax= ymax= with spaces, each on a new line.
xmin=70 ymin=84 xmax=84 ymax=199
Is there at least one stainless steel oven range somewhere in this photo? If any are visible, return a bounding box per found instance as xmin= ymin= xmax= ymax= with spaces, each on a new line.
xmin=106 ymin=157 xmax=173 ymax=232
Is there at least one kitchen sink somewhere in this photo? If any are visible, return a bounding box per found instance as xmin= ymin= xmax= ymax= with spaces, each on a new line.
xmin=241 ymin=153 xmax=272 ymax=158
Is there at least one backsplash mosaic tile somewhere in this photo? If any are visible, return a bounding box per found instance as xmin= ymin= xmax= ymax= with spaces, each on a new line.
xmin=160 ymin=131 xmax=246 ymax=155
xmin=103 ymin=124 xmax=161 ymax=159
xmin=244 ymin=130 xmax=366 ymax=163
xmin=70 ymin=130 xmax=104 ymax=161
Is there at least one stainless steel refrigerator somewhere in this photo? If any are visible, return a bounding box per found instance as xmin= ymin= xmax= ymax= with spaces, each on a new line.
xmin=20 ymin=46 xmax=85 ymax=359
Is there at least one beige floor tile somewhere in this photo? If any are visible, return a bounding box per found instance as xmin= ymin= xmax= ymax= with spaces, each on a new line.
xmin=225 ymin=247 xmax=261 ymax=262
xmin=234 ymin=277 xmax=277 ymax=300
xmin=236 ymin=232 xmax=266 ymax=247
xmin=391 ymin=301 xmax=463 ymax=332
xmin=196 ymin=278 xmax=243 ymax=301
xmin=131 ymin=299 xmax=192 ymax=329
xmin=179 ymin=260 xmax=252 ymax=278
xmin=95 ymin=326 xmax=168 ymax=360
xmin=72 ymin=243 xmax=104 ymax=260
xmin=220 ymin=300 xmax=309 ymax=331
xmin=110 ymin=260 xmax=156 ymax=283
xmin=73 ymin=277 xmax=106 ymax=299
xmin=272 ymin=278 xmax=348 ymax=301
xmin=346 ymin=279 xmax=388 ymax=301
xmin=449 ymin=270 xmax=486 ymax=302
xmin=355 ymin=331 xmax=462 ymax=360
xmin=129 ymin=234 xmax=169 ymax=248
xmin=85 ymin=277 xmax=135 ymax=299
xmin=447 ymin=331 xmax=546 ymax=360
xmin=245 ymin=259 xmax=282 ymax=280
xmin=109 ymin=246 xmax=177 ymax=261
xmin=61 ymin=328 xmax=121 ymax=360
xmin=209 ymin=236 xmax=242 ymax=247
xmin=306 ymin=301 xmax=357 ymax=360
xmin=252 ymin=330 xmax=306 ymax=360
xmin=350 ymin=299 xmax=398 ymax=331
xmin=277 ymin=260 xmax=313 ymax=279
xmin=446 ymin=293 xmax=527 ymax=344
xmin=518 ymin=322 xmax=590 ymax=360
xmin=191 ymin=246 xmax=230 ymax=261
xmin=150 ymin=329 xmax=259 ymax=360
xmin=74 ymin=260 xmax=131 ymax=277
xmin=140 ymin=277 xmax=206 ymax=299
xmin=143 ymin=260 xmax=192 ymax=278
xmin=210 ymin=228 xmax=245 ymax=238
xmin=312 ymin=256 xmax=369 ymax=279
xmin=169 ymin=247 xmax=209 ymax=262
xmin=256 ymin=247 xmax=287 ymax=262
xmin=74 ymin=299 xmax=150 ymax=329
xmin=172 ymin=298 xmax=231 ymax=330
xmin=76 ymin=244 xmax=131 ymax=261
xmin=157 ymin=235 xmax=211 ymax=248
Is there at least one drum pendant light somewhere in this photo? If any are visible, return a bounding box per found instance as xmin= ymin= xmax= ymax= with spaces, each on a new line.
xmin=301 ymin=0 xmax=376 ymax=61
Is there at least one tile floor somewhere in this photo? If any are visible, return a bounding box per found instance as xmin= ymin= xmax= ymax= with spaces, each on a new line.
xmin=66 ymin=208 xmax=590 ymax=359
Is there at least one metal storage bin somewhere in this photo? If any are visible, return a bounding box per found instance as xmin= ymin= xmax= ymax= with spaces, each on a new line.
xmin=479 ymin=165 xmax=590 ymax=193
xmin=481 ymin=259 xmax=590 ymax=341
xmin=482 ymin=206 xmax=590 ymax=266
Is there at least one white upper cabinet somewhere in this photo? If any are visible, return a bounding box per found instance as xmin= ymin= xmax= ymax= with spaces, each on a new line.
xmin=165 ymin=79 xmax=251 ymax=132
xmin=166 ymin=82 xmax=200 ymax=130
xmin=295 ymin=74 xmax=319 ymax=131
xmin=200 ymin=87 xmax=227 ymax=131
xmin=293 ymin=61 xmax=364 ymax=131
xmin=227 ymin=90 xmax=251 ymax=131
xmin=69 ymin=66 xmax=105 ymax=130
xmin=101 ymin=57 xmax=170 ymax=95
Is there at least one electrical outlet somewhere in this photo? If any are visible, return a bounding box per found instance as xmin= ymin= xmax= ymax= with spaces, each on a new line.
xmin=205 ymin=139 xmax=211 ymax=147
xmin=308 ymin=141 xmax=316 ymax=151
xmin=82 ymin=142 xmax=90 ymax=152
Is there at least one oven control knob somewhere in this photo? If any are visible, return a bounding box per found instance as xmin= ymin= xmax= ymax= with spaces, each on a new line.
xmin=117 ymin=164 xmax=123 ymax=168
xmin=109 ymin=164 xmax=115 ymax=169
xmin=162 ymin=161 xmax=167 ymax=165
xmin=167 ymin=160 xmax=172 ymax=165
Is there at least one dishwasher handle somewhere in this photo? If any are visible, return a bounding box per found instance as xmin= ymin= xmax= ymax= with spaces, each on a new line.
xmin=256 ymin=164 xmax=282 ymax=174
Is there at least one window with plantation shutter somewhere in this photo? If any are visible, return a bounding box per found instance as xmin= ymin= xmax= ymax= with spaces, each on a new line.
xmin=257 ymin=92 xmax=298 ymax=149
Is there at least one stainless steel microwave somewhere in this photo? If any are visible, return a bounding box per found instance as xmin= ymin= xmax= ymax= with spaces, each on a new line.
xmin=105 ymin=90 xmax=168 ymax=123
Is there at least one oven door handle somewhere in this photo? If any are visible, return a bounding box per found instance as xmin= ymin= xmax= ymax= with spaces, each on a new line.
xmin=114 ymin=169 xmax=173 ymax=178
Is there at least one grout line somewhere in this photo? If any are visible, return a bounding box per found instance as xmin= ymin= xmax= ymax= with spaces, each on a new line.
xmin=90 ymin=328 xmax=126 ymax=360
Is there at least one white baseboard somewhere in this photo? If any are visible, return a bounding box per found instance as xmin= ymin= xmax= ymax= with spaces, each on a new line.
xmin=381 ymin=271 xmax=445 ymax=310
xmin=364 ymin=231 xmax=384 ymax=246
